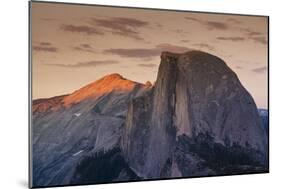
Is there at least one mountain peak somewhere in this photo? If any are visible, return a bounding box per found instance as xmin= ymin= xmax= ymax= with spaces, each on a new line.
xmin=63 ymin=73 xmax=142 ymax=106
xmin=101 ymin=73 xmax=124 ymax=80
xmin=145 ymin=81 xmax=153 ymax=87
xmin=160 ymin=50 xmax=222 ymax=62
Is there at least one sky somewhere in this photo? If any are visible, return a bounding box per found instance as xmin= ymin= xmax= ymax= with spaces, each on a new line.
xmin=31 ymin=2 xmax=268 ymax=108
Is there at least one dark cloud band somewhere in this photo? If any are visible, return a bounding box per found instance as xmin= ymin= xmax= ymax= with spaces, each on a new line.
xmin=192 ymin=43 xmax=215 ymax=51
xmin=252 ymin=66 xmax=267 ymax=73
xmin=89 ymin=17 xmax=149 ymax=41
xmin=216 ymin=37 xmax=245 ymax=42
xmin=138 ymin=63 xmax=157 ymax=68
xmin=103 ymin=43 xmax=191 ymax=59
xmin=73 ymin=44 xmax=95 ymax=53
xmin=33 ymin=46 xmax=57 ymax=53
xmin=61 ymin=24 xmax=104 ymax=35
xmin=46 ymin=60 xmax=118 ymax=68
xmin=185 ymin=16 xmax=228 ymax=30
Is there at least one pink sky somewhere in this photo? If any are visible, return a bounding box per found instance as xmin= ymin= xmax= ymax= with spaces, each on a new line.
xmin=31 ymin=2 xmax=268 ymax=108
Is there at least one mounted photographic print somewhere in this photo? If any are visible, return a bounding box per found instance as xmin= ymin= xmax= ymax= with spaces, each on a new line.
xmin=29 ymin=1 xmax=269 ymax=188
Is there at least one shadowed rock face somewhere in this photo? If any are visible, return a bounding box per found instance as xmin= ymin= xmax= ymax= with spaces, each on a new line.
xmin=258 ymin=109 xmax=269 ymax=134
xmin=122 ymin=51 xmax=268 ymax=179
xmin=32 ymin=51 xmax=268 ymax=187
xmin=32 ymin=74 xmax=150 ymax=187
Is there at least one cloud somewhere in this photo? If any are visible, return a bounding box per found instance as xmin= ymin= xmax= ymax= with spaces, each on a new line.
xmin=185 ymin=16 xmax=200 ymax=22
xmin=100 ymin=17 xmax=148 ymax=27
xmin=171 ymin=29 xmax=189 ymax=35
xmin=216 ymin=36 xmax=245 ymax=42
xmin=192 ymin=43 xmax=215 ymax=51
xmin=181 ymin=39 xmax=190 ymax=43
xmin=103 ymin=43 xmax=191 ymax=59
xmin=247 ymin=31 xmax=263 ymax=37
xmin=89 ymin=17 xmax=149 ymax=40
xmin=60 ymin=17 xmax=150 ymax=40
xmin=33 ymin=42 xmax=58 ymax=53
xmin=156 ymin=43 xmax=191 ymax=53
xmin=155 ymin=23 xmax=163 ymax=28
xmin=241 ymin=28 xmax=267 ymax=45
xmin=73 ymin=43 xmax=95 ymax=53
xmin=81 ymin=44 xmax=91 ymax=48
xmin=45 ymin=60 xmax=118 ymax=68
xmin=138 ymin=63 xmax=157 ymax=67
xmin=40 ymin=42 xmax=52 ymax=46
xmin=252 ymin=66 xmax=267 ymax=73
xmin=104 ymin=48 xmax=160 ymax=58
xmin=205 ymin=21 xmax=228 ymax=30
xmin=227 ymin=18 xmax=241 ymax=24
xmin=33 ymin=46 xmax=57 ymax=52
xmin=235 ymin=66 xmax=243 ymax=69
xmin=185 ymin=17 xmax=228 ymax=30
xmin=40 ymin=18 xmax=58 ymax=21
xmin=60 ymin=24 xmax=104 ymax=35
xmin=241 ymin=28 xmax=263 ymax=36
xmin=251 ymin=36 xmax=267 ymax=45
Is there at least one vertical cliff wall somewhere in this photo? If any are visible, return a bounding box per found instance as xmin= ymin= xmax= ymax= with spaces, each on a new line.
xmin=122 ymin=51 xmax=268 ymax=178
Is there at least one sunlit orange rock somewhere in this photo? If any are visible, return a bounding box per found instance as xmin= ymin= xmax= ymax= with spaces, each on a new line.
xmin=63 ymin=73 xmax=143 ymax=106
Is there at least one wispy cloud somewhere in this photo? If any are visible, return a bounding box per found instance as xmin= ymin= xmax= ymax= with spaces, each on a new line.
xmin=155 ymin=23 xmax=163 ymax=28
xmin=181 ymin=39 xmax=190 ymax=43
xmin=227 ymin=18 xmax=241 ymax=24
xmin=185 ymin=16 xmax=229 ymax=30
xmin=205 ymin=21 xmax=228 ymax=30
xmin=252 ymin=66 xmax=267 ymax=73
xmin=185 ymin=16 xmax=200 ymax=22
xmin=40 ymin=18 xmax=58 ymax=21
xmin=46 ymin=60 xmax=118 ymax=68
xmin=251 ymin=36 xmax=267 ymax=45
xmin=103 ymin=43 xmax=191 ymax=59
xmin=73 ymin=43 xmax=95 ymax=53
xmin=33 ymin=42 xmax=58 ymax=53
xmin=171 ymin=29 xmax=189 ymax=35
xmin=192 ymin=43 xmax=215 ymax=51
xmin=156 ymin=43 xmax=191 ymax=53
xmin=241 ymin=28 xmax=267 ymax=45
xmin=216 ymin=36 xmax=245 ymax=42
xmin=89 ymin=17 xmax=149 ymax=40
xmin=40 ymin=42 xmax=52 ymax=46
xmin=138 ymin=63 xmax=157 ymax=68
xmin=60 ymin=24 xmax=104 ymax=35
xmin=33 ymin=46 xmax=57 ymax=52
xmin=235 ymin=66 xmax=243 ymax=69
xmin=247 ymin=31 xmax=263 ymax=37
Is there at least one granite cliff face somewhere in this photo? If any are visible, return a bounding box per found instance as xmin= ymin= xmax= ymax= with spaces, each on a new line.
xmin=122 ymin=51 xmax=268 ymax=178
xmin=258 ymin=109 xmax=269 ymax=134
xmin=32 ymin=74 xmax=151 ymax=186
xmin=32 ymin=51 xmax=268 ymax=187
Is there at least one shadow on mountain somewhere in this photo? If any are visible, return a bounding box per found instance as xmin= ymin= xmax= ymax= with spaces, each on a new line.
xmin=175 ymin=133 xmax=268 ymax=177
xmin=70 ymin=148 xmax=139 ymax=185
